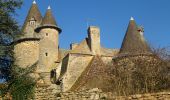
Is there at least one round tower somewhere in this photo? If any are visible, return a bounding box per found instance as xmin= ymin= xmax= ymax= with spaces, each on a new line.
xmin=35 ymin=6 xmax=61 ymax=72
xmin=14 ymin=1 xmax=41 ymax=69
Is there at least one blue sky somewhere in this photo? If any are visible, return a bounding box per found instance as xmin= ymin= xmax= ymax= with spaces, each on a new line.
xmin=15 ymin=0 xmax=170 ymax=49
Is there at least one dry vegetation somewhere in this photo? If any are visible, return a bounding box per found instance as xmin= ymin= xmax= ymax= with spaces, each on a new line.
xmin=110 ymin=48 xmax=170 ymax=96
xmin=70 ymin=48 xmax=170 ymax=96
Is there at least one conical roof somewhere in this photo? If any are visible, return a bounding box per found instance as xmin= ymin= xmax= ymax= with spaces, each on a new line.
xmin=119 ymin=17 xmax=151 ymax=54
xmin=41 ymin=6 xmax=57 ymax=26
xmin=22 ymin=1 xmax=42 ymax=31
xmin=35 ymin=6 xmax=62 ymax=33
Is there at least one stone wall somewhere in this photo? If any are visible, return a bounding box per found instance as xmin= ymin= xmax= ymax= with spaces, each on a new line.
xmin=61 ymin=54 xmax=93 ymax=91
xmin=34 ymin=84 xmax=60 ymax=100
xmin=56 ymin=89 xmax=170 ymax=100
xmin=1 ymin=88 xmax=170 ymax=100
xmin=14 ymin=40 xmax=39 ymax=68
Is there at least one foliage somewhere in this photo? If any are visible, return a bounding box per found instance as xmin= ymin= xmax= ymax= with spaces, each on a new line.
xmin=0 ymin=0 xmax=23 ymax=81
xmin=9 ymin=62 xmax=37 ymax=100
xmin=0 ymin=0 xmax=22 ymax=35
xmin=0 ymin=62 xmax=38 ymax=99
xmin=152 ymin=46 xmax=170 ymax=60
xmin=0 ymin=0 xmax=37 ymax=99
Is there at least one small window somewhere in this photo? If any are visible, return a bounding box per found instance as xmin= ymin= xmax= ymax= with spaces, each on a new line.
xmin=45 ymin=53 xmax=48 ymax=56
xmin=29 ymin=17 xmax=36 ymax=26
xmin=30 ymin=21 xmax=35 ymax=25
xmin=46 ymin=33 xmax=48 ymax=36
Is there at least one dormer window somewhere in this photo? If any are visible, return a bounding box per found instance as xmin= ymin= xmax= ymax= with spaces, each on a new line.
xmin=137 ymin=26 xmax=144 ymax=36
xmin=29 ymin=17 xmax=36 ymax=26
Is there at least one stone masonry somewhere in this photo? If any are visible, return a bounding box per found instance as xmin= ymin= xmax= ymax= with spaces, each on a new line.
xmin=11 ymin=1 xmax=168 ymax=99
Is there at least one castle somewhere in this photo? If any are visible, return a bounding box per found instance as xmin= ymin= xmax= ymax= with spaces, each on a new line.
xmin=13 ymin=1 xmax=153 ymax=95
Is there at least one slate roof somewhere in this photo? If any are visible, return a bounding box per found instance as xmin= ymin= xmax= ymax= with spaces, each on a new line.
xmin=35 ymin=7 xmax=62 ymax=33
xmin=41 ymin=7 xmax=57 ymax=26
xmin=22 ymin=2 xmax=42 ymax=32
xmin=119 ymin=18 xmax=151 ymax=54
xmin=70 ymin=56 xmax=113 ymax=91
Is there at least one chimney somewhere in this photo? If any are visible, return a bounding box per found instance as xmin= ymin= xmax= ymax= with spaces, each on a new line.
xmin=88 ymin=26 xmax=101 ymax=55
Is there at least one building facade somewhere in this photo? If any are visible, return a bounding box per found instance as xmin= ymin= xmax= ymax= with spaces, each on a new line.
xmin=13 ymin=1 xmax=154 ymax=95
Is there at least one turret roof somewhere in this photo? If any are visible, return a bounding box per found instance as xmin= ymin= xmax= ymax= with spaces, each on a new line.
xmin=22 ymin=1 xmax=42 ymax=31
xmin=41 ymin=6 xmax=57 ymax=26
xmin=35 ymin=6 xmax=62 ymax=33
xmin=119 ymin=17 xmax=151 ymax=54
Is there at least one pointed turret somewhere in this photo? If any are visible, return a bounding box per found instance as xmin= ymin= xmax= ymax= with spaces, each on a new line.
xmin=22 ymin=0 xmax=42 ymax=38
xmin=42 ymin=6 xmax=57 ymax=26
xmin=119 ymin=17 xmax=151 ymax=54
xmin=35 ymin=6 xmax=61 ymax=33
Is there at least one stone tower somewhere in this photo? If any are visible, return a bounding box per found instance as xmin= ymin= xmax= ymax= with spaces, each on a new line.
xmin=22 ymin=1 xmax=42 ymax=38
xmin=13 ymin=1 xmax=41 ymax=69
xmin=88 ymin=26 xmax=101 ymax=55
xmin=35 ymin=6 xmax=62 ymax=72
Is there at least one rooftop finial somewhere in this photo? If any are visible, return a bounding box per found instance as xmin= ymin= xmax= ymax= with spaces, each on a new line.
xmin=33 ymin=0 xmax=36 ymax=4
xmin=130 ymin=17 xmax=134 ymax=20
xmin=48 ymin=5 xmax=51 ymax=10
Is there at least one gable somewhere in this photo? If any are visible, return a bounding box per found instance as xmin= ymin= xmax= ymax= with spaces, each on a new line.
xmin=71 ymin=38 xmax=92 ymax=55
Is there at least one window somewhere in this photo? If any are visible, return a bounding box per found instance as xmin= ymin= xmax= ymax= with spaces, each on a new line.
xmin=46 ymin=33 xmax=48 ymax=36
xmin=45 ymin=53 xmax=48 ymax=56
xmin=29 ymin=17 xmax=36 ymax=26
xmin=30 ymin=21 xmax=35 ymax=25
